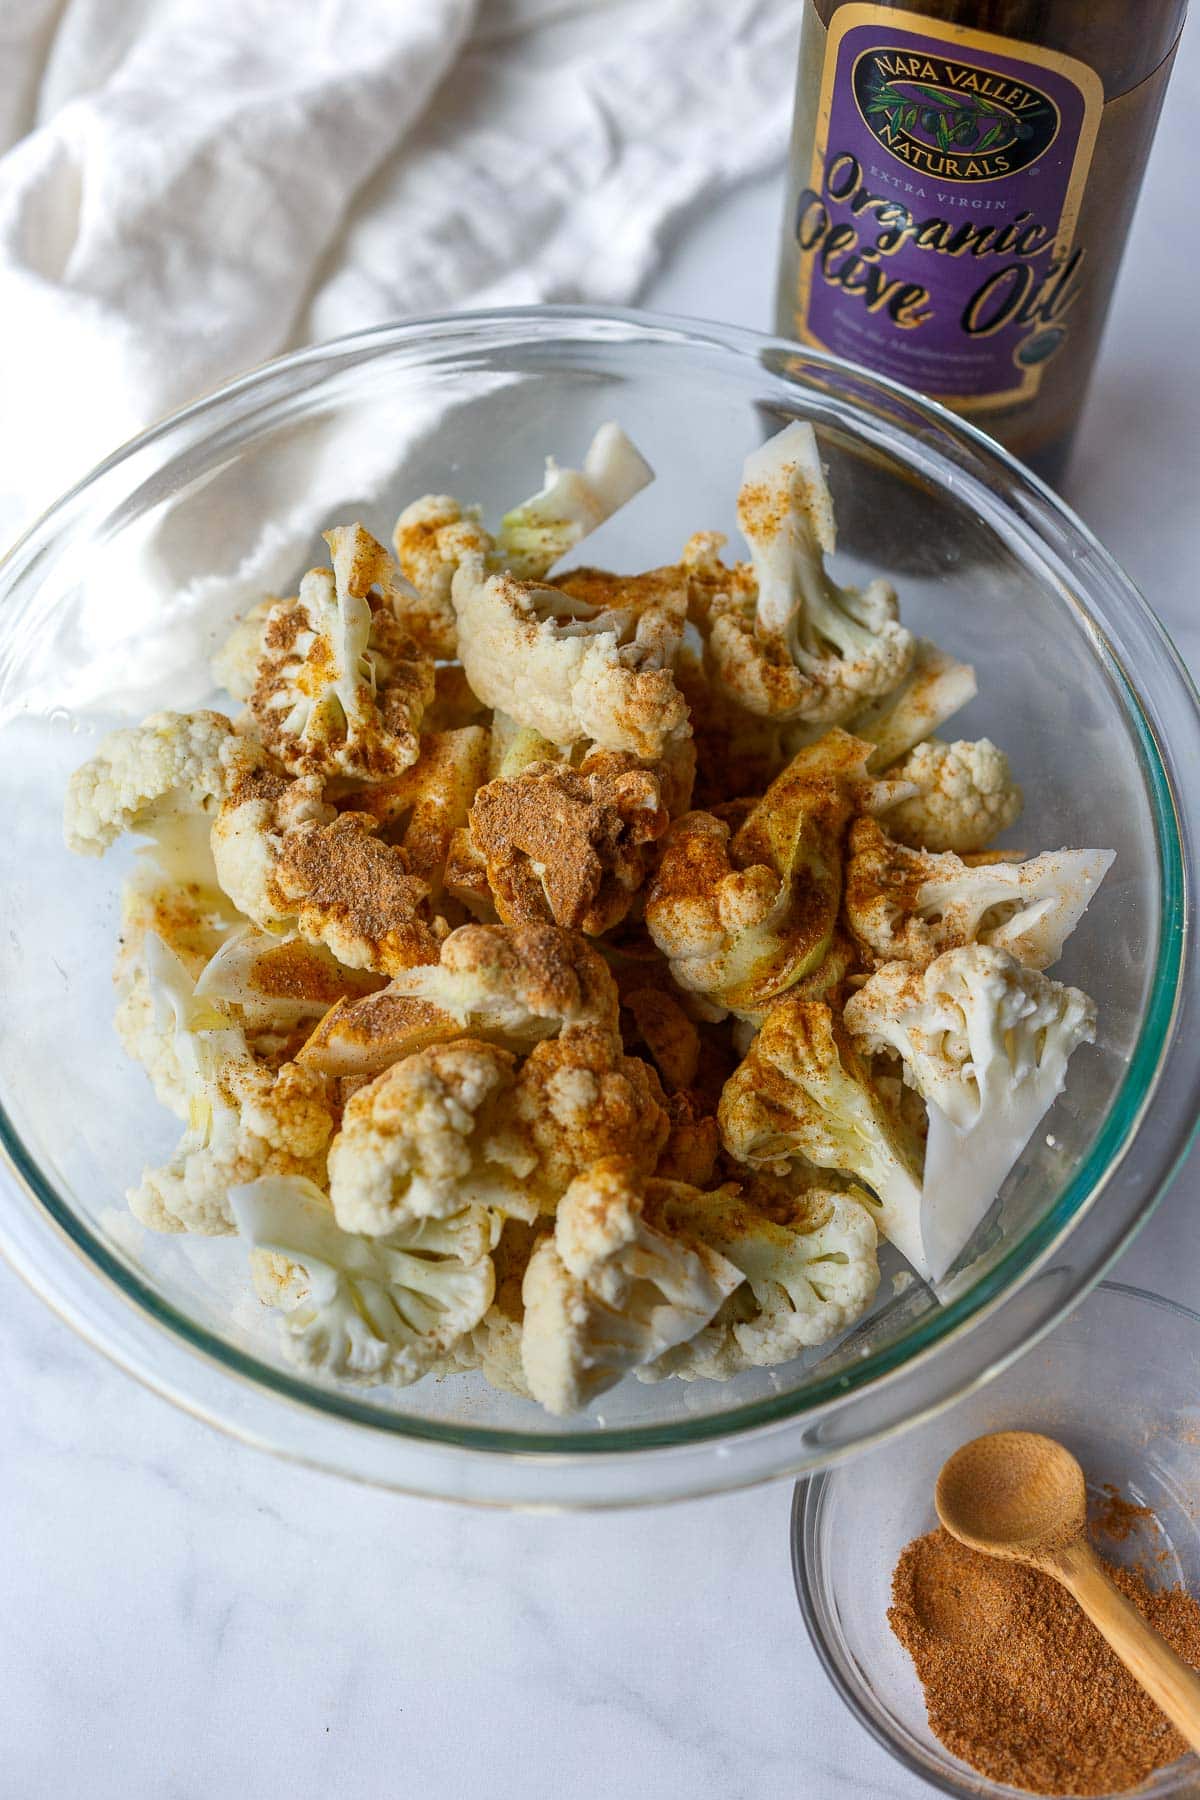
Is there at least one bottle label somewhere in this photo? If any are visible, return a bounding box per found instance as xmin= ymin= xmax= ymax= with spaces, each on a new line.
xmin=791 ymin=5 xmax=1103 ymax=409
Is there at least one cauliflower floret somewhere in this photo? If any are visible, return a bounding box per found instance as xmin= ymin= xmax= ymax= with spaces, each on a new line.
xmin=392 ymin=496 xmax=492 ymax=660
xmin=443 ymin=827 xmax=496 ymax=919
xmin=508 ymin=1024 xmax=670 ymax=1215
xmin=297 ymin=991 xmax=462 ymax=1079
xmin=495 ymin=422 xmax=654 ymax=581
xmin=656 ymin=1091 xmax=722 ymax=1187
xmin=386 ymin=922 xmax=620 ymax=1047
xmin=619 ymin=979 xmax=701 ymax=1092
xmin=519 ymin=1157 xmax=742 ymax=1414
xmin=65 ymin=710 xmax=234 ymax=855
xmin=128 ymin=939 xmax=333 ymax=1235
xmin=699 ymin=424 xmax=914 ymax=725
xmin=271 ymin=812 xmax=448 ymax=976
xmin=350 ymin=726 xmax=488 ymax=895
xmin=232 ymin=1174 xmax=495 ymax=1385
xmin=194 ymin=923 xmax=383 ymax=1030
xmin=845 ymin=946 xmax=1097 ymax=1281
xmin=642 ymin=1171 xmax=879 ymax=1378
xmin=327 ymin=1039 xmax=530 ymax=1236
xmin=645 ymin=731 xmax=883 ymax=1019
xmin=115 ymin=829 xmax=247 ymax=1113
xmin=392 ymin=423 xmax=655 ymax=656
xmin=845 ymin=817 xmax=1114 ymax=972
xmin=247 ymin=525 xmax=435 ymax=780
xmin=882 ymin=738 xmax=1022 ymax=853
xmin=210 ymin=736 xmax=334 ymax=931
xmin=211 ymin=598 xmax=278 ymax=701
xmin=468 ymin=749 xmax=670 ymax=934
xmin=846 ymin=637 xmax=978 ymax=770
xmin=718 ymin=995 xmax=926 ymax=1278
xmin=451 ymin=554 xmax=689 ymax=759
xmin=446 ymin=1217 xmax=543 ymax=1398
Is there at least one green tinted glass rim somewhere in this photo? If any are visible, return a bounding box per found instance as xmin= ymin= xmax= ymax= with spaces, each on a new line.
xmin=0 ymin=307 xmax=1189 ymax=1458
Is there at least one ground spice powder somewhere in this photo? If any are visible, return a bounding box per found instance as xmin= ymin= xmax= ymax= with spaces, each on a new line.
xmin=888 ymin=1526 xmax=1200 ymax=1795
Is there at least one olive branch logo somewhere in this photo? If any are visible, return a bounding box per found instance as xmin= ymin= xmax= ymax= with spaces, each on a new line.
xmin=862 ymin=69 xmax=1046 ymax=154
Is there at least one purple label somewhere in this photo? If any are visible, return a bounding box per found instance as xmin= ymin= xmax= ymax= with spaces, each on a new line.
xmin=792 ymin=8 xmax=1102 ymax=407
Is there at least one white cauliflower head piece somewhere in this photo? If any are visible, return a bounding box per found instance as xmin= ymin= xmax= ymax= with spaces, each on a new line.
xmin=232 ymin=1174 xmax=495 ymax=1386
xmin=450 ymin=555 xmax=688 ymax=759
xmin=701 ymin=423 xmax=915 ymax=724
xmin=387 ymin=922 xmax=620 ymax=1048
xmin=718 ymin=995 xmax=927 ymax=1278
xmin=496 ymin=422 xmax=654 ymax=581
xmin=845 ymin=817 xmax=1114 ymax=971
xmin=643 ymin=1172 xmax=880 ymax=1378
xmin=247 ymin=525 xmax=435 ymax=780
xmin=127 ymin=938 xmax=333 ymax=1235
xmin=65 ymin=710 xmax=234 ymax=855
xmin=519 ymin=1157 xmax=742 ymax=1414
xmin=881 ymin=737 xmax=1022 ymax=853
xmin=645 ymin=730 xmax=882 ymax=1018
xmin=845 ymin=946 xmax=1097 ymax=1283
xmin=327 ymin=1039 xmax=531 ymax=1237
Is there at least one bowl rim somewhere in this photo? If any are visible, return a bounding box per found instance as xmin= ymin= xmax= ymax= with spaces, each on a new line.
xmin=789 ymin=1279 xmax=1200 ymax=1798
xmin=0 ymin=303 xmax=1198 ymax=1492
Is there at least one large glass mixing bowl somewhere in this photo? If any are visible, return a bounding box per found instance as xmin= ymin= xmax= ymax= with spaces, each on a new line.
xmin=0 ymin=309 xmax=1196 ymax=1508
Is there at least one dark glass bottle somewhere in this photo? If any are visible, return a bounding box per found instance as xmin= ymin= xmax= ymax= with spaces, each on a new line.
xmin=775 ymin=1 xmax=1187 ymax=479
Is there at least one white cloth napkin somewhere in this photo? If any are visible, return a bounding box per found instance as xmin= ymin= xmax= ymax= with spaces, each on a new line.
xmin=0 ymin=0 xmax=802 ymax=550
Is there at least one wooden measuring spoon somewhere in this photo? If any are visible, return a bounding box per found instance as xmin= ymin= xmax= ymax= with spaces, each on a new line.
xmin=936 ymin=1430 xmax=1200 ymax=1755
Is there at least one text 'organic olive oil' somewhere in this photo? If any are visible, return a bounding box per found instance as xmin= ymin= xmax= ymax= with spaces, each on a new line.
xmin=775 ymin=1 xmax=1187 ymax=478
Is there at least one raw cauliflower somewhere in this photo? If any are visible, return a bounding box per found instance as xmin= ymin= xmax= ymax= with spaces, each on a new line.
xmin=247 ymin=525 xmax=435 ymax=780
xmin=699 ymin=423 xmax=914 ymax=724
xmin=718 ymin=994 xmax=927 ymax=1278
xmin=844 ymin=945 xmax=1097 ymax=1281
xmin=209 ymin=736 xmax=334 ymax=931
xmin=270 ymin=812 xmax=448 ymax=977
xmin=451 ymin=554 xmax=689 ymax=759
xmin=642 ymin=1171 xmax=879 ymax=1378
xmin=882 ymin=737 xmax=1022 ymax=853
xmin=327 ymin=1039 xmax=531 ymax=1236
xmin=645 ymin=731 xmax=888 ymax=1019
xmin=127 ymin=939 xmax=333 ymax=1235
xmin=467 ymin=749 xmax=671 ymax=935
xmin=65 ymin=710 xmax=234 ymax=855
xmin=232 ymin=1173 xmax=495 ymax=1385
xmin=520 ymin=1157 xmax=742 ymax=1414
xmin=845 ymin=817 xmax=1114 ymax=971
xmin=386 ymin=922 xmax=620 ymax=1048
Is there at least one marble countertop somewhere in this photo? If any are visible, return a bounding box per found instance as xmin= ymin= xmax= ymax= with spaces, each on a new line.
xmin=4 ymin=27 xmax=1198 ymax=1800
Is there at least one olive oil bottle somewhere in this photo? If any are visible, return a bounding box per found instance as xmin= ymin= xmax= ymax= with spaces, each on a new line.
xmin=775 ymin=1 xmax=1187 ymax=478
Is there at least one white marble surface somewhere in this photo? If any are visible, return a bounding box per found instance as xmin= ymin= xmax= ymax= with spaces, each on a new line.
xmin=3 ymin=25 xmax=1199 ymax=1800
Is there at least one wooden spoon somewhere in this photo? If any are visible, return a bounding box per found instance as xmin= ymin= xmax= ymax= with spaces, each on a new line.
xmin=935 ymin=1430 xmax=1200 ymax=1755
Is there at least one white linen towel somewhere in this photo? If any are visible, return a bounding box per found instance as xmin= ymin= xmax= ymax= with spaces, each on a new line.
xmin=0 ymin=0 xmax=803 ymax=549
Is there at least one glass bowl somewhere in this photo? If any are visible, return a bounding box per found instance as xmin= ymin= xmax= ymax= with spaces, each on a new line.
xmin=0 ymin=308 xmax=1198 ymax=1508
xmin=793 ymin=1280 xmax=1200 ymax=1798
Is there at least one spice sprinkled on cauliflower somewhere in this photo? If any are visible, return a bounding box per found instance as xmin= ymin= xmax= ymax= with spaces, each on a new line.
xmin=845 ymin=817 xmax=1114 ymax=972
xmin=271 ymin=812 xmax=448 ymax=976
xmin=700 ymin=423 xmax=914 ymax=724
xmin=645 ymin=731 xmax=878 ymax=1019
xmin=248 ymin=525 xmax=435 ymax=780
xmin=328 ymin=1038 xmax=529 ymax=1236
xmin=468 ymin=749 xmax=670 ymax=934
xmin=718 ymin=994 xmax=927 ymax=1277
xmin=451 ymin=555 xmax=689 ymax=758
xmin=387 ymin=922 xmax=620 ymax=1047
xmin=210 ymin=737 xmax=334 ymax=932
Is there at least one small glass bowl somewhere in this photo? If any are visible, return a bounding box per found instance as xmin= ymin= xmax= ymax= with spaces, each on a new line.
xmin=793 ymin=1280 xmax=1200 ymax=1798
